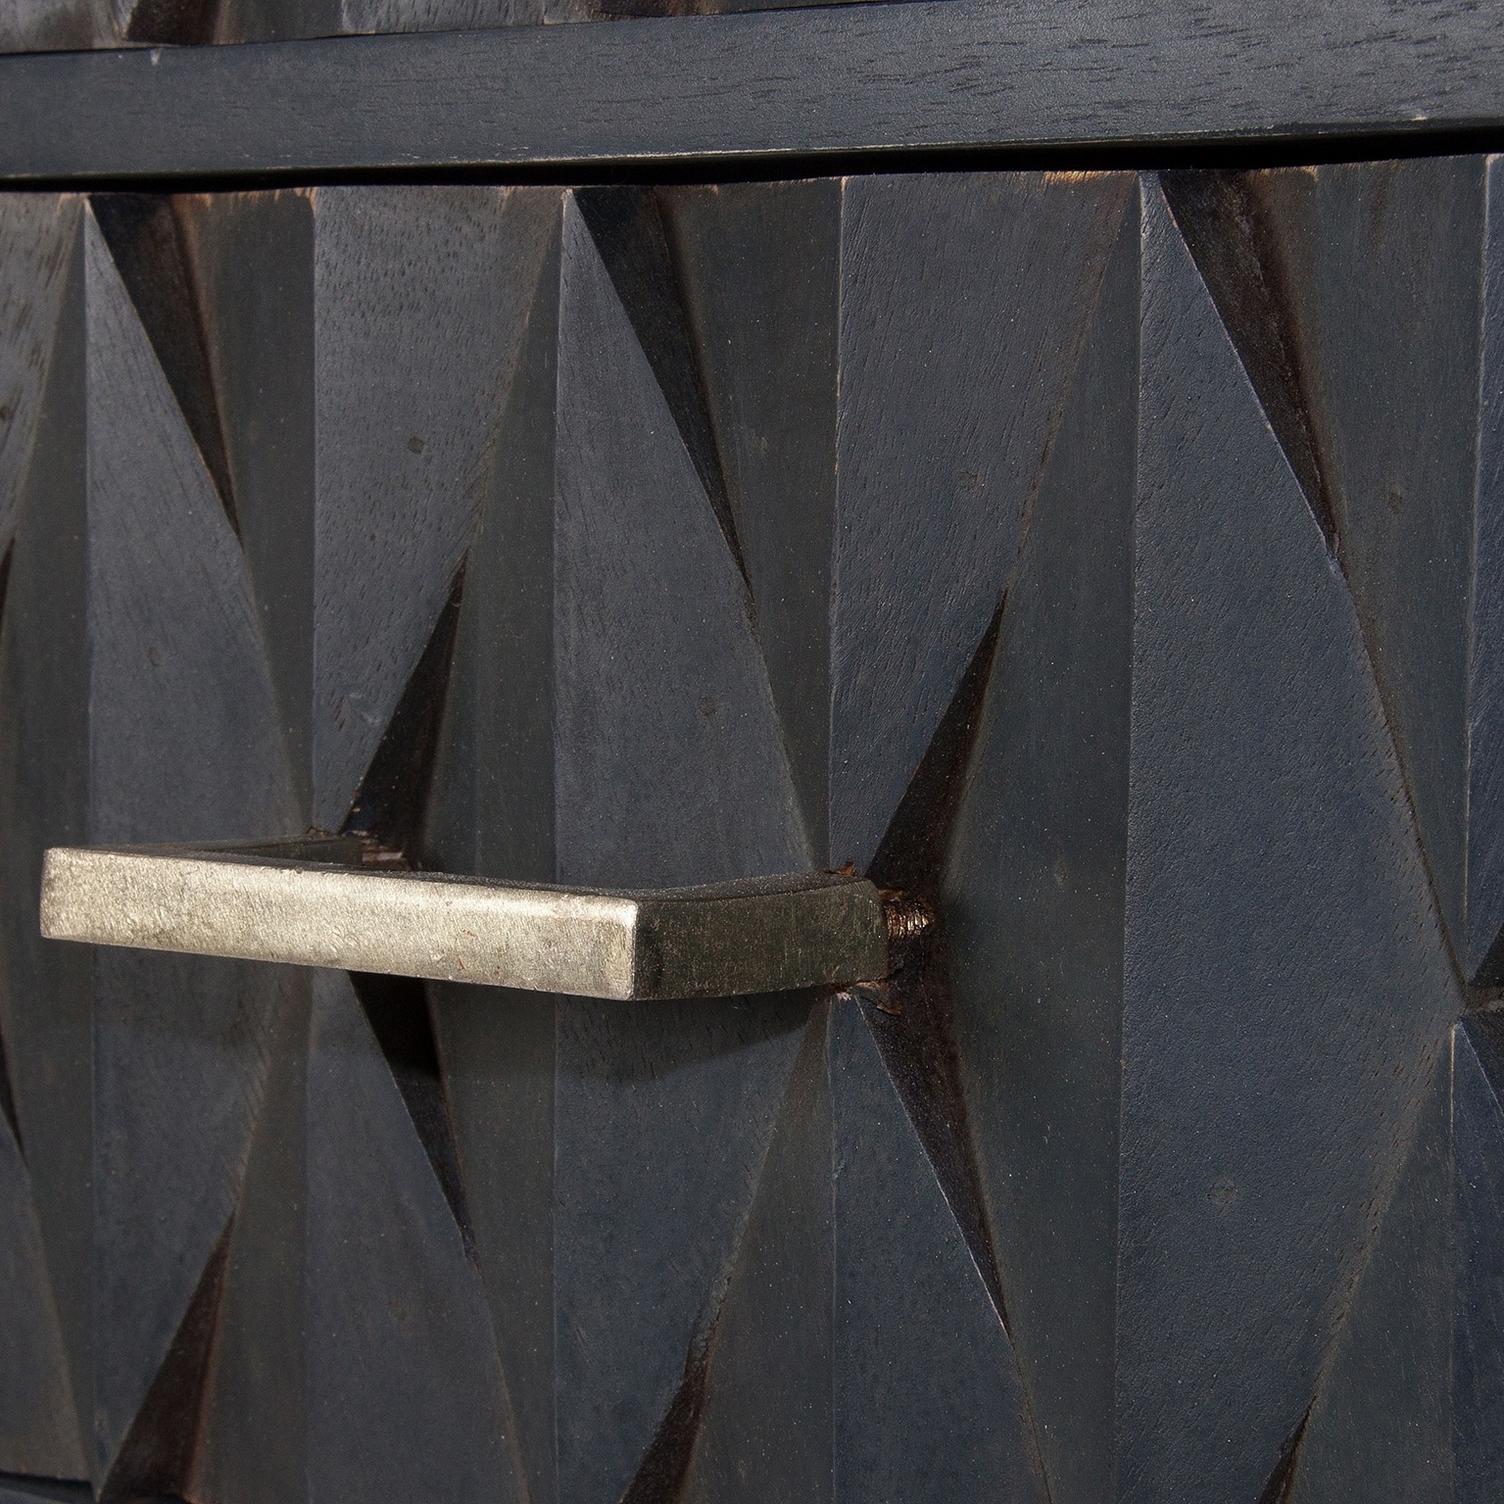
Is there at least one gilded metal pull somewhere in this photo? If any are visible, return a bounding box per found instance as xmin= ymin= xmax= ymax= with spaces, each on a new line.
xmin=38 ymin=839 xmax=891 ymax=1000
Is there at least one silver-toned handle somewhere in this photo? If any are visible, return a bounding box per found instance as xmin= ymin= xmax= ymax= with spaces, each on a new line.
xmin=38 ymin=839 xmax=894 ymax=1001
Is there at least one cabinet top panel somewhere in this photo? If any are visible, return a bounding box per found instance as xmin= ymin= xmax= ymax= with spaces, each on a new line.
xmin=2 ymin=0 xmax=1504 ymax=182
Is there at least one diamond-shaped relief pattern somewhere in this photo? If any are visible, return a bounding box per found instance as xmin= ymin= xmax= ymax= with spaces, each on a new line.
xmin=1 ymin=164 xmax=1503 ymax=1504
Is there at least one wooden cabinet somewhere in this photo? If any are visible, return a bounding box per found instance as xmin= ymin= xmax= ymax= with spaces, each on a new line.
xmin=2 ymin=13 xmax=1504 ymax=1504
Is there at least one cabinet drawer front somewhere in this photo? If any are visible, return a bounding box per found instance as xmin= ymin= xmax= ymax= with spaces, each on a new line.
xmin=0 ymin=164 xmax=1500 ymax=1502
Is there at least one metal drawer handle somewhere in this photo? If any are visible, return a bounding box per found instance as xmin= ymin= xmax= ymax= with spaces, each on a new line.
xmin=38 ymin=839 xmax=896 ymax=1000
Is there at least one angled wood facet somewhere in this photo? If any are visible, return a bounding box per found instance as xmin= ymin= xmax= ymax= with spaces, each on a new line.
xmin=39 ymin=842 xmax=888 ymax=1000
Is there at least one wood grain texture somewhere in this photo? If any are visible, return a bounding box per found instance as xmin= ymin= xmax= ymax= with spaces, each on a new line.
xmin=420 ymin=191 xmax=561 ymax=1504
xmin=189 ymin=978 xmax=310 ymax=1504
xmin=303 ymin=969 xmax=523 ymax=1504
xmin=1468 ymin=159 xmax=1504 ymax=984
xmin=311 ymin=185 xmax=549 ymax=830
xmin=1162 ymin=157 xmax=1504 ymax=990
xmin=1118 ymin=179 xmax=1460 ymax=1503
xmin=1454 ymin=1012 xmax=1504 ymax=1504
xmin=830 ymin=169 xmax=1130 ymax=868
xmin=552 ymin=191 xmax=807 ymax=888
xmin=552 ymin=185 xmax=815 ymax=1504
xmin=83 ymin=203 xmax=297 ymax=1489
xmin=0 ymin=203 xmax=91 ymax=1478
xmin=677 ymin=1006 xmax=833 ymax=1504
xmin=941 ymin=183 xmax=1138 ymax=1504
xmin=661 ymin=180 xmax=839 ymax=861
xmin=831 ymin=999 xmax=1046 ymax=1504
xmin=0 ymin=196 xmax=78 ymax=555
xmin=180 ymin=190 xmax=318 ymax=817
xmin=6 ymin=0 xmax=1504 ymax=179
xmin=1287 ymin=1049 xmax=1453 ymax=1504
xmin=3 ymin=160 xmax=1502 ymax=1502
xmin=0 ymin=1091 xmax=82 ymax=1478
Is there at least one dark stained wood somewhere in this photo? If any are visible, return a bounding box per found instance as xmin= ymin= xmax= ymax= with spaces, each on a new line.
xmin=0 ymin=1089 xmax=82 ymax=1478
xmin=180 ymin=190 xmax=318 ymax=817
xmin=420 ymin=188 xmax=561 ymax=1504
xmin=661 ymin=180 xmax=840 ymax=860
xmin=0 ymin=0 xmax=113 ymax=52
xmin=82 ymin=201 xmax=299 ymax=1489
xmin=550 ymin=190 xmax=814 ymax=1504
xmin=0 ymin=198 xmax=91 ymax=1480
xmin=830 ymin=168 xmax=1130 ymax=870
xmin=831 ymin=998 xmax=1047 ymax=1502
xmin=551 ymin=190 xmax=807 ymax=887
xmin=189 ymin=977 xmax=310 ymax=1504
xmin=1468 ymin=159 xmax=1504 ymax=985
xmin=0 ymin=195 xmax=78 ymax=555
xmin=1116 ymin=178 xmax=1460 ymax=1502
xmin=5 ymin=1 xmax=1504 ymax=180
xmin=1286 ymin=1049 xmax=1453 ymax=1504
xmin=302 ymin=969 xmax=523 ymax=1503
xmin=1454 ymin=1012 xmax=1504 ymax=1504
xmin=3 ymin=156 xmax=1503 ymax=1503
xmin=940 ymin=181 xmax=1139 ymax=1504
xmin=677 ymin=1005 xmax=833 ymax=1504
xmin=309 ymin=185 xmax=550 ymax=832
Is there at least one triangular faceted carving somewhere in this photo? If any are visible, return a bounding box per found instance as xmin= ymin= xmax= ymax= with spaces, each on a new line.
xmin=101 ymin=1219 xmax=233 ymax=1500
xmin=830 ymin=171 xmax=1134 ymax=869
xmin=92 ymin=193 xmax=238 ymax=532
xmin=575 ymin=186 xmax=746 ymax=588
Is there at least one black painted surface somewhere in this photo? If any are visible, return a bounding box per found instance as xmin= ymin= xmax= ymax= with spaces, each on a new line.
xmin=1 ymin=163 xmax=1501 ymax=1502
xmin=1454 ymin=1012 xmax=1504 ymax=1504
xmin=6 ymin=2 xmax=1504 ymax=180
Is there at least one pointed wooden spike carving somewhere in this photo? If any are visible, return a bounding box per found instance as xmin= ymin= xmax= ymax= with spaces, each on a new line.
xmin=658 ymin=182 xmax=840 ymax=861
xmin=84 ymin=202 xmax=298 ymax=1481
xmin=1466 ymin=157 xmax=1504 ymax=986
xmin=1284 ymin=1048 xmax=1452 ymax=1504
xmin=1116 ymin=179 xmax=1459 ymax=1500
xmin=1160 ymin=168 xmax=1337 ymax=549
xmin=830 ymin=170 xmax=1133 ymax=870
xmin=0 ymin=1113 xmax=86 ymax=1479
xmin=575 ymin=186 xmax=747 ymax=589
xmin=100 ymin=1219 xmax=233 ymax=1502
xmin=347 ymin=970 xmax=474 ymax=1256
xmin=831 ymin=1000 xmax=1048 ymax=1504
xmin=677 ymin=1005 xmax=834 ymax=1504
xmin=1453 ymin=1011 xmax=1504 ymax=1503
xmin=342 ymin=562 xmax=466 ymax=854
xmin=941 ymin=190 xmax=1139 ymax=1504
xmin=177 ymin=189 xmax=318 ymax=821
xmin=312 ymin=185 xmax=555 ymax=829
xmin=303 ymin=970 xmax=524 ymax=1502
xmin=91 ymin=193 xmax=239 ymax=533
xmin=189 ymin=979 xmax=310 ymax=1504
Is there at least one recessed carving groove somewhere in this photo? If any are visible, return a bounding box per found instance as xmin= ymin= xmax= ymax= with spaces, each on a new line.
xmin=343 ymin=562 xmax=466 ymax=855
xmin=100 ymin=1217 xmax=234 ymax=1501
xmin=91 ymin=193 xmax=239 ymax=535
xmin=347 ymin=970 xmax=476 ymax=1260
xmin=574 ymin=186 xmax=751 ymax=595
xmin=1161 ymin=169 xmax=1340 ymax=554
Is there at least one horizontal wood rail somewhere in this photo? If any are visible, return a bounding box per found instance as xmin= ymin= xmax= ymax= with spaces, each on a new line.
xmin=3 ymin=0 xmax=1504 ymax=181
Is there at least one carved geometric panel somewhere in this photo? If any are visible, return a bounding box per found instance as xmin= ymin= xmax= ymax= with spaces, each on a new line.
xmin=0 ymin=161 xmax=1501 ymax=1503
